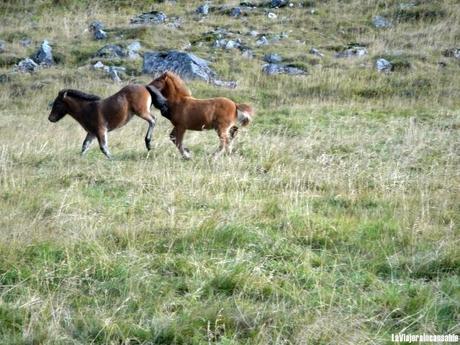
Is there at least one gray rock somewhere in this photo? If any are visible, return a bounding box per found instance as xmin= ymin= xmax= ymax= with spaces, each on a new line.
xmin=372 ymin=15 xmax=392 ymax=29
xmin=267 ymin=12 xmax=277 ymax=19
xmin=89 ymin=20 xmax=104 ymax=32
xmin=94 ymin=29 xmax=107 ymax=40
xmin=309 ymin=48 xmax=324 ymax=58
xmin=143 ymin=50 xmax=216 ymax=82
xmin=335 ymin=46 xmax=368 ymax=58
xmin=264 ymin=53 xmax=282 ymax=63
xmin=442 ymin=48 xmax=460 ymax=59
xmin=0 ymin=40 xmax=5 ymax=53
xmin=131 ymin=11 xmax=167 ymax=25
xmin=225 ymin=40 xmax=238 ymax=49
xmin=230 ymin=7 xmax=242 ymax=17
xmin=249 ymin=30 xmax=259 ymax=37
xmin=143 ymin=50 xmax=236 ymax=88
xmin=92 ymin=61 xmax=105 ymax=69
xmin=108 ymin=67 xmax=121 ymax=82
xmin=127 ymin=41 xmax=141 ymax=59
xmin=19 ymin=38 xmax=32 ymax=47
xmin=241 ymin=49 xmax=254 ymax=59
xmin=270 ymin=0 xmax=288 ymax=8
xmin=262 ymin=63 xmax=306 ymax=75
xmin=196 ymin=4 xmax=209 ymax=15
xmin=16 ymin=58 xmax=39 ymax=73
xmin=376 ymin=58 xmax=392 ymax=72
xmin=32 ymin=40 xmax=53 ymax=65
xmin=256 ymin=36 xmax=269 ymax=46
xmin=94 ymin=44 xmax=126 ymax=59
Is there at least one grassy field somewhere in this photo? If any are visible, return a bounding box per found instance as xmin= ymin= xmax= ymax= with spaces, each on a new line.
xmin=0 ymin=0 xmax=459 ymax=344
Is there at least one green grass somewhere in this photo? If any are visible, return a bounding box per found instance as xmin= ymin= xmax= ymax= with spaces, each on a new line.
xmin=0 ymin=0 xmax=459 ymax=344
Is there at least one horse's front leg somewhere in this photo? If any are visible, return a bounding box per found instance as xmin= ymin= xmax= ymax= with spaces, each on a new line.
xmin=81 ymin=132 xmax=95 ymax=155
xmin=97 ymin=129 xmax=112 ymax=159
xmin=172 ymin=127 xmax=191 ymax=160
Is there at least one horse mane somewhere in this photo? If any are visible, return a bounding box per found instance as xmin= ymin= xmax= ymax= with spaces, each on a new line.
xmin=62 ymin=89 xmax=101 ymax=101
xmin=164 ymin=72 xmax=192 ymax=97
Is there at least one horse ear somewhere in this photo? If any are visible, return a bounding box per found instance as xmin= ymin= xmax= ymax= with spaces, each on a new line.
xmin=62 ymin=91 xmax=67 ymax=99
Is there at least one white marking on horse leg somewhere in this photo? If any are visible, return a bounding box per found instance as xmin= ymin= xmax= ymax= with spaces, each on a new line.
xmin=145 ymin=116 xmax=156 ymax=150
xmin=146 ymin=94 xmax=152 ymax=111
xmin=98 ymin=130 xmax=112 ymax=159
xmin=81 ymin=133 xmax=95 ymax=155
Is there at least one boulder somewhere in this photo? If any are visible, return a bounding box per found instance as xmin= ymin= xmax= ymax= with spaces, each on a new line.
xmin=262 ymin=63 xmax=306 ymax=75
xmin=196 ymin=4 xmax=209 ymax=15
xmin=375 ymin=58 xmax=392 ymax=72
xmin=142 ymin=50 xmax=236 ymax=87
xmin=442 ymin=48 xmax=460 ymax=59
xmin=230 ymin=7 xmax=242 ymax=17
xmin=256 ymin=36 xmax=269 ymax=46
xmin=270 ymin=0 xmax=288 ymax=8
xmin=32 ymin=40 xmax=53 ymax=65
xmin=94 ymin=44 xmax=126 ymax=59
xmin=335 ymin=46 xmax=368 ymax=58
xmin=264 ymin=53 xmax=282 ymax=63
xmin=127 ymin=41 xmax=141 ymax=59
xmin=131 ymin=11 xmax=167 ymax=25
xmin=16 ymin=58 xmax=39 ymax=73
xmin=309 ymin=48 xmax=324 ymax=58
xmin=372 ymin=15 xmax=392 ymax=29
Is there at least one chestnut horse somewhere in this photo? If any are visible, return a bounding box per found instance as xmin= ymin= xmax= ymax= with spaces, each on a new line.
xmin=150 ymin=71 xmax=254 ymax=159
xmin=48 ymin=84 xmax=168 ymax=159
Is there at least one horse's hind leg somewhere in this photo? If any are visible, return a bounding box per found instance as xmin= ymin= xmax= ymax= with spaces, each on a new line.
xmin=228 ymin=126 xmax=238 ymax=153
xmin=138 ymin=112 xmax=156 ymax=151
xmin=214 ymin=127 xmax=230 ymax=158
xmin=171 ymin=127 xmax=191 ymax=160
xmin=81 ymin=132 xmax=95 ymax=155
xmin=97 ymin=129 xmax=112 ymax=159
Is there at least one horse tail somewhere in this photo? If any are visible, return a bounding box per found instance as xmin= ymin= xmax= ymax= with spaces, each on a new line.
xmin=145 ymin=85 xmax=170 ymax=119
xmin=236 ymin=103 xmax=254 ymax=127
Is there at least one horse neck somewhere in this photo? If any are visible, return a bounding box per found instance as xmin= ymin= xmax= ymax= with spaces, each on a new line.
xmin=165 ymin=81 xmax=189 ymax=102
xmin=66 ymin=97 xmax=96 ymax=126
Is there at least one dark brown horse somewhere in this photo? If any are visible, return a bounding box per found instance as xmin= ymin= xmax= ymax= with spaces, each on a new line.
xmin=48 ymin=84 xmax=168 ymax=159
xmin=149 ymin=71 xmax=254 ymax=159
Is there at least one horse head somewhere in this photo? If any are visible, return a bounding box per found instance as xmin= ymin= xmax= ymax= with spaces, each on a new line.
xmin=150 ymin=71 xmax=191 ymax=100
xmin=48 ymin=90 xmax=70 ymax=122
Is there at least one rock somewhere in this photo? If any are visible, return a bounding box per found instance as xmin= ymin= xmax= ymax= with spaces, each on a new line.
xmin=264 ymin=53 xmax=282 ymax=63
xmin=0 ymin=40 xmax=5 ymax=53
xmin=372 ymin=15 xmax=392 ymax=29
xmin=309 ymin=48 xmax=324 ymax=58
xmin=375 ymin=58 xmax=392 ymax=72
xmin=270 ymin=0 xmax=288 ymax=7
xmin=94 ymin=44 xmax=126 ymax=59
xmin=108 ymin=67 xmax=121 ymax=82
xmin=143 ymin=50 xmax=236 ymax=88
xmin=249 ymin=30 xmax=259 ymax=37
xmin=214 ymin=39 xmax=241 ymax=50
xmin=127 ymin=41 xmax=141 ymax=59
xmin=130 ymin=11 xmax=167 ymax=25
xmin=95 ymin=29 xmax=108 ymax=40
xmin=196 ymin=4 xmax=209 ymax=15
xmin=241 ymin=49 xmax=254 ymax=59
xmin=262 ymin=63 xmax=306 ymax=75
xmin=225 ymin=40 xmax=238 ymax=49
xmin=32 ymin=40 xmax=53 ymax=65
xmin=143 ymin=50 xmax=216 ymax=81
xmin=92 ymin=61 xmax=105 ymax=69
xmin=89 ymin=20 xmax=104 ymax=32
xmin=267 ymin=12 xmax=277 ymax=19
xmin=442 ymin=48 xmax=460 ymax=59
xmin=16 ymin=58 xmax=39 ymax=73
xmin=212 ymin=79 xmax=237 ymax=88
xmin=19 ymin=38 xmax=32 ymax=47
xmin=335 ymin=46 xmax=368 ymax=58
xmin=256 ymin=36 xmax=269 ymax=46
xmin=230 ymin=7 xmax=242 ymax=17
